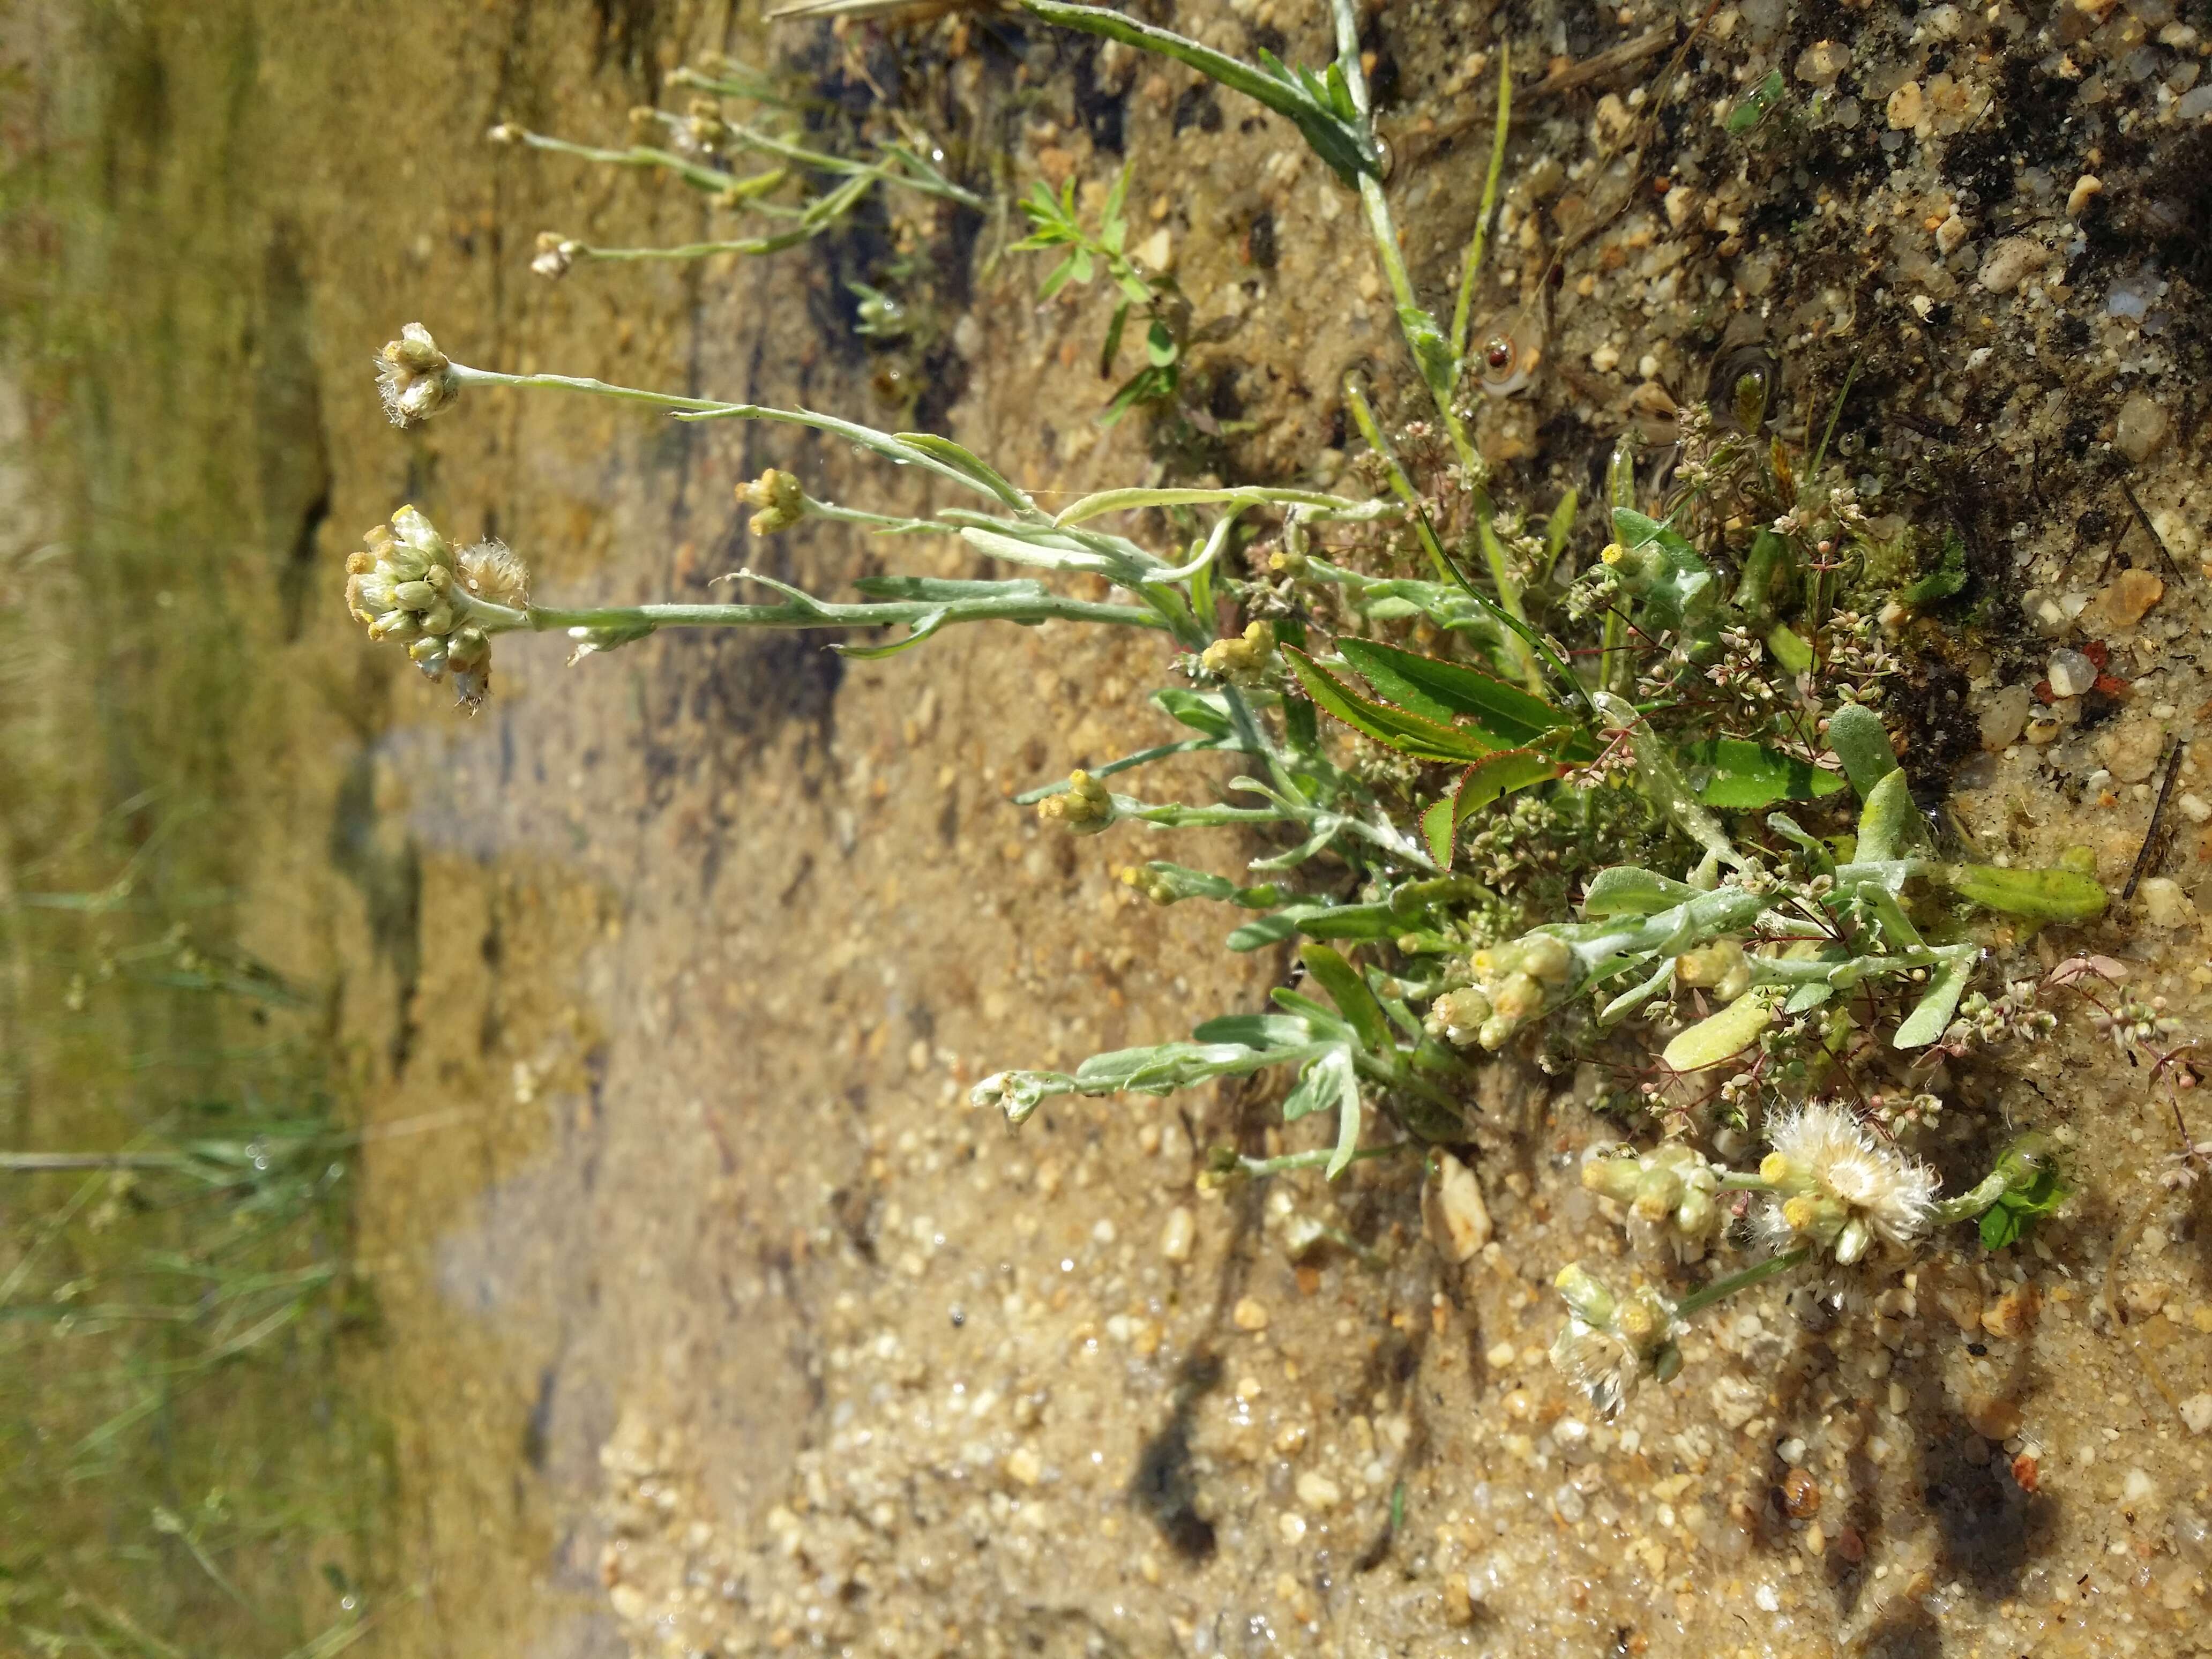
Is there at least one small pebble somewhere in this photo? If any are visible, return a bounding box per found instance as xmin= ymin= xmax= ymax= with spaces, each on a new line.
xmin=2086 ymin=567 xmax=2164 ymax=631
xmin=1422 ymin=1151 xmax=1492 ymax=1264
xmin=1782 ymin=1467 xmax=1821 ymax=1519
xmin=2046 ymin=648 xmax=2097 ymax=699
xmin=1978 ymin=684 xmax=2032 ymax=751
xmin=1886 ymin=79 xmax=1924 ymax=129
xmin=1979 ymin=236 xmax=2049 ymax=294
xmin=2100 ymin=714 xmax=2167 ymax=784
xmin=2066 ymin=174 xmax=2104 ymax=218
xmin=2114 ymin=392 xmax=2171 ymax=464
xmin=2181 ymin=1394 xmax=2212 ymax=1436
xmin=1160 ymin=1205 xmax=1195 ymax=1264
xmin=1294 ymin=1470 xmax=1341 ymax=1511
xmin=1964 ymin=1393 xmax=2023 ymax=1441
xmin=1005 ymin=1447 xmax=1043 ymax=1487
xmin=1232 ymin=1296 xmax=1271 ymax=1332
xmin=2140 ymin=877 xmax=2196 ymax=930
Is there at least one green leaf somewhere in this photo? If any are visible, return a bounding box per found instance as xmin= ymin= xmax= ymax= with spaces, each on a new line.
xmin=1899 ymin=529 xmax=1968 ymax=607
xmin=1192 ymin=1012 xmax=1320 ymax=1048
xmin=1892 ymin=952 xmax=1976 ymax=1049
xmin=1397 ymin=303 xmax=1459 ymax=403
xmin=1299 ymin=943 xmax=1394 ymax=1055
xmin=893 ymin=432 xmax=1033 ymax=510
xmin=1662 ymin=985 xmax=1781 ymax=1072
xmin=1017 ymin=0 xmax=1379 ymax=184
xmin=831 ymin=607 xmax=949 ymax=658
xmin=1678 ymin=738 xmax=1848 ymax=809
xmin=1282 ymin=648 xmax=1500 ymax=765
xmin=1856 ymin=767 xmax=1915 ymax=864
xmin=1579 ymin=865 xmax=1703 ymax=919
xmin=1940 ymin=863 xmax=2108 ymax=924
xmin=1152 ymin=687 xmax=1237 ymax=739
xmin=1145 ymin=317 xmax=1178 ymax=367
xmin=1332 ymin=637 xmax=1571 ymax=750
xmin=1099 ymin=300 xmax=1130 ymax=377
xmin=1765 ymin=622 xmax=1814 ymax=674
xmin=1038 ymin=252 xmax=1078 ymax=300
xmin=1610 ymin=508 xmax=1714 ymax=638
xmin=1826 ymin=702 xmax=1898 ymax=801
xmin=1225 ymin=903 xmax=1398 ymax=951
xmin=1422 ymin=749 xmax=1563 ymax=867
xmin=1069 ymin=248 xmax=1095 ymax=285
xmin=1726 ymin=68 xmax=1785 ymax=133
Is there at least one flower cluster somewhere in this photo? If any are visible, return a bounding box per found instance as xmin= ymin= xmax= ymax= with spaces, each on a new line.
xmin=345 ymin=507 xmax=522 ymax=711
xmin=375 ymin=324 xmax=460 ymax=428
xmin=738 ymin=469 xmax=808 ymax=535
xmin=1426 ymin=932 xmax=1574 ymax=1051
xmin=1198 ymin=620 xmax=1277 ymax=686
xmin=1580 ymin=1140 xmax=1722 ymax=1257
xmin=1757 ymin=1101 xmax=1938 ymax=1264
xmin=1548 ymin=1263 xmax=1683 ymax=1417
xmin=1036 ymin=769 xmax=1115 ymax=833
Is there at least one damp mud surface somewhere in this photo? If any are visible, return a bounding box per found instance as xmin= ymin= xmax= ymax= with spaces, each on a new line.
xmin=10 ymin=0 xmax=2212 ymax=1655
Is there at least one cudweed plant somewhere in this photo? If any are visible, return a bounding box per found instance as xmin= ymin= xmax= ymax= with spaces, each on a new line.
xmin=364 ymin=0 xmax=2124 ymax=1413
xmin=483 ymin=47 xmax=979 ymax=281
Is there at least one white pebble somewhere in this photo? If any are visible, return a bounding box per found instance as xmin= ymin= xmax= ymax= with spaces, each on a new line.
xmin=2046 ymin=649 xmax=2097 ymax=699
xmin=1160 ymin=1205 xmax=1195 ymax=1264
xmin=2181 ymin=1394 xmax=2212 ymax=1435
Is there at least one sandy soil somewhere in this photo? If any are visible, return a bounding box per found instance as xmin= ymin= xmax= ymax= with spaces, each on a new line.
xmin=41 ymin=0 xmax=2212 ymax=1654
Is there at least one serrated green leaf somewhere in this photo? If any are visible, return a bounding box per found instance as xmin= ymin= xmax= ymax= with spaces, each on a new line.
xmin=1678 ymin=738 xmax=1848 ymax=809
xmin=1283 ymin=649 xmax=1500 ymax=765
xmin=1332 ymin=637 xmax=1570 ymax=749
xmin=1422 ymin=749 xmax=1563 ymax=866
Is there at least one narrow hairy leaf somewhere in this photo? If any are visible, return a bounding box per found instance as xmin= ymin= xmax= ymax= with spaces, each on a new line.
xmin=1941 ymin=864 xmax=2108 ymax=923
xmin=1579 ymin=865 xmax=1702 ymax=919
xmin=1299 ymin=944 xmax=1394 ymax=1055
xmin=1893 ymin=952 xmax=1976 ymax=1049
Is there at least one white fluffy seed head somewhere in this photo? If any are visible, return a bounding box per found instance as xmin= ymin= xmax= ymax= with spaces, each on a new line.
xmin=1765 ymin=1101 xmax=1939 ymax=1252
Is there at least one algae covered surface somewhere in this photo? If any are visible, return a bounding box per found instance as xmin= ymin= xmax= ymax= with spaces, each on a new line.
xmin=6 ymin=0 xmax=2212 ymax=1655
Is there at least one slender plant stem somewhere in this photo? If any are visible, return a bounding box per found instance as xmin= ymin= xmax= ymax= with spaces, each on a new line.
xmin=499 ymin=129 xmax=781 ymax=197
xmin=569 ymin=228 xmax=820 ymax=264
xmin=1228 ymin=1142 xmax=1406 ymax=1178
xmin=1929 ymin=1168 xmax=2008 ymax=1227
xmin=1450 ymin=42 xmax=1512 ymax=361
xmin=1675 ymin=1245 xmax=1811 ymax=1319
xmin=459 ymin=591 xmax=1164 ymax=639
